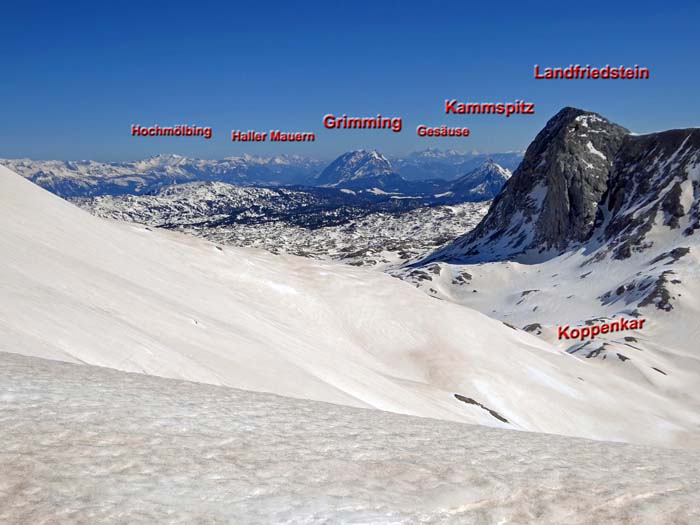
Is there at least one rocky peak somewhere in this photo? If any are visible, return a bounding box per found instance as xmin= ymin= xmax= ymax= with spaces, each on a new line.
xmin=448 ymin=160 xmax=512 ymax=201
xmin=315 ymin=150 xmax=397 ymax=187
xmin=426 ymin=107 xmax=629 ymax=263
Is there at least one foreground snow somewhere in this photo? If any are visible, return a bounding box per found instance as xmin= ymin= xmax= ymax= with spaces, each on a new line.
xmin=1 ymin=351 xmax=698 ymax=524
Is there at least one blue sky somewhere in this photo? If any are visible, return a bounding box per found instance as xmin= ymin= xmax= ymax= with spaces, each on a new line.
xmin=1 ymin=0 xmax=698 ymax=161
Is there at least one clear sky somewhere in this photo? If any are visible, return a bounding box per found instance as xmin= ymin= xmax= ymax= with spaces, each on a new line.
xmin=2 ymin=0 xmax=698 ymax=161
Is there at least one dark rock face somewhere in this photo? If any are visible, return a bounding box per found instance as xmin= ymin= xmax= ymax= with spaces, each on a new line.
xmin=427 ymin=108 xmax=629 ymax=263
xmin=453 ymin=394 xmax=509 ymax=423
xmin=594 ymin=129 xmax=700 ymax=259
xmin=423 ymin=108 xmax=700 ymax=266
xmin=638 ymin=271 xmax=677 ymax=311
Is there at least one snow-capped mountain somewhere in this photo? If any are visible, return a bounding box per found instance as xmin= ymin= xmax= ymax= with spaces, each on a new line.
xmin=444 ymin=159 xmax=512 ymax=202
xmin=595 ymin=128 xmax=700 ymax=259
xmin=4 ymin=164 xmax=700 ymax=447
xmin=425 ymin=107 xmax=699 ymax=266
xmin=313 ymin=149 xmax=486 ymax=194
xmin=391 ymin=148 xmax=523 ymax=181
xmin=0 ymin=154 xmax=325 ymax=197
xmin=2 ymin=150 xmax=521 ymax=198
xmin=314 ymin=149 xmax=407 ymax=189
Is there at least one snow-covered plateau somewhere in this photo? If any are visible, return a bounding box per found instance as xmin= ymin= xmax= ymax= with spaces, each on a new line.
xmin=2 ymin=351 xmax=698 ymax=524
xmin=2 ymin=165 xmax=698 ymax=449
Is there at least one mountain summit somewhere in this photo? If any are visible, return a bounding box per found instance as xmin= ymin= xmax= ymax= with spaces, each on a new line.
xmin=447 ymin=159 xmax=512 ymax=201
xmin=314 ymin=150 xmax=405 ymax=189
xmin=426 ymin=107 xmax=700 ymax=265
xmin=426 ymin=107 xmax=630 ymax=262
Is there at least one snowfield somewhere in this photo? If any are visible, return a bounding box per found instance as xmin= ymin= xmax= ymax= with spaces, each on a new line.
xmin=2 ymin=351 xmax=699 ymax=524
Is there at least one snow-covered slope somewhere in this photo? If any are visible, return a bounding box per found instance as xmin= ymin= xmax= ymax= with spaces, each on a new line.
xmin=2 ymin=165 xmax=699 ymax=446
xmin=3 ymin=351 xmax=699 ymax=524
xmin=398 ymin=245 xmax=700 ymax=388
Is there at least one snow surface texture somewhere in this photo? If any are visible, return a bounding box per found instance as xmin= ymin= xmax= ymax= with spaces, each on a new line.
xmin=2 ymin=351 xmax=699 ymax=525
xmin=2 ymin=165 xmax=700 ymax=448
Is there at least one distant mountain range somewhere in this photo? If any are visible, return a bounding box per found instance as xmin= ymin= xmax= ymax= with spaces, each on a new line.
xmin=314 ymin=150 xmax=512 ymax=199
xmin=390 ymin=149 xmax=522 ymax=181
xmin=0 ymin=154 xmax=326 ymax=197
xmin=442 ymin=160 xmax=512 ymax=203
xmin=1 ymin=149 xmax=522 ymax=199
xmin=73 ymin=156 xmax=510 ymax=239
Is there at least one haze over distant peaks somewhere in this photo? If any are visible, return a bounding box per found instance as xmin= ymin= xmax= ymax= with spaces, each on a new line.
xmin=1 ymin=148 xmax=524 ymax=198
